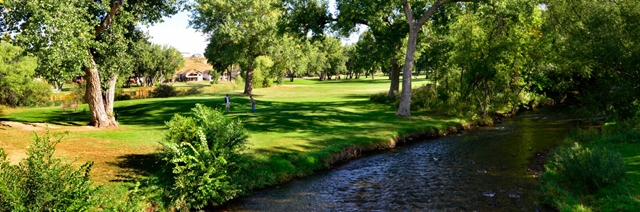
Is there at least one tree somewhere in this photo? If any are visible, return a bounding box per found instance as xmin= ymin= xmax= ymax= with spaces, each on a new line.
xmin=0 ymin=42 xmax=50 ymax=107
xmin=318 ymin=35 xmax=347 ymax=80
xmin=133 ymin=42 xmax=184 ymax=86
xmin=1 ymin=0 xmax=184 ymax=127
xmin=281 ymin=0 xmax=483 ymax=116
xmin=335 ymin=0 xmax=408 ymax=98
xmin=542 ymin=0 xmax=640 ymax=119
xmin=190 ymin=0 xmax=280 ymax=95
xmin=447 ymin=1 xmax=544 ymax=116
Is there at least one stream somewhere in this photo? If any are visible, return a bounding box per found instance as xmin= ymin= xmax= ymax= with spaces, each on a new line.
xmin=218 ymin=107 xmax=576 ymax=211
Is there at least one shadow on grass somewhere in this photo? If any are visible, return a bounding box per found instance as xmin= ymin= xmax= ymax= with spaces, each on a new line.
xmin=107 ymin=153 xmax=165 ymax=182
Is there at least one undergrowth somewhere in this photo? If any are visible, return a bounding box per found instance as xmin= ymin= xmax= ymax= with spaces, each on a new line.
xmin=541 ymin=120 xmax=640 ymax=211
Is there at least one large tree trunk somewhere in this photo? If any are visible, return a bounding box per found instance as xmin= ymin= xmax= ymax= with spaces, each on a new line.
xmin=396 ymin=27 xmax=419 ymax=116
xmin=243 ymin=66 xmax=254 ymax=95
xmin=84 ymin=62 xmax=117 ymax=128
xmin=387 ymin=59 xmax=401 ymax=99
xmin=104 ymin=74 xmax=118 ymax=117
xmin=397 ymin=0 xmax=445 ymax=117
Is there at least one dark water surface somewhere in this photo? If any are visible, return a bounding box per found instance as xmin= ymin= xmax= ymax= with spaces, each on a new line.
xmin=219 ymin=107 xmax=577 ymax=211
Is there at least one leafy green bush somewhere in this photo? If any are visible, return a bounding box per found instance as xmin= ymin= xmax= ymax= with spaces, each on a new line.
xmin=0 ymin=131 xmax=101 ymax=211
xmin=411 ymin=85 xmax=436 ymax=110
xmin=70 ymin=82 xmax=87 ymax=103
xmin=152 ymin=84 xmax=177 ymax=98
xmin=178 ymin=87 xmax=203 ymax=96
xmin=369 ymin=92 xmax=394 ymax=104
xmin=160 ymin=104 xmax=248 ymax=210
xmin=211 ymin=71 xmax=221 ymax=84
xmin=545 ymin=142 xmax=626 ymax=191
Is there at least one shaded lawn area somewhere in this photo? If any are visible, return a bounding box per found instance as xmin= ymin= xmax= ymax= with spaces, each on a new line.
xmin=0 ymin=77 xmax=465 ymax=185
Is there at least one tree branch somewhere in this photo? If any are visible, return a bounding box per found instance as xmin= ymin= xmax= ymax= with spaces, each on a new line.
xmin=402 ymin=1 xmax=414 ymax=25
xmin=94 ymin=0 xmax=123 ymax=36
xmin=416 ymin=0 xmax=446 ymax=27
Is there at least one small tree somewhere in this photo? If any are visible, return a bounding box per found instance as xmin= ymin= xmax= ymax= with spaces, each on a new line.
xmin=0 ymin=42 xmax=50 ymax=107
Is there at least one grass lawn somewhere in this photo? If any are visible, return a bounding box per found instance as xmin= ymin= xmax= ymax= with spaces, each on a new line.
xmin=0 ymin=76 xmax=467 ymax=188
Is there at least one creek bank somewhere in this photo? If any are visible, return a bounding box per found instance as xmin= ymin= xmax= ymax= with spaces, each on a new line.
xmin=225 ymin=105 xmax=564 ymax=209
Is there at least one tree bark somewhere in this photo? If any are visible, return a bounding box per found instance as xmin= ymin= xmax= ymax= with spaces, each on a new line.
xmin=396 ymin=26 xmax=419 ymax=116
xmin=84 ymin=58 xmax=117 ymax=128
xmin=104 ymin=73 xmax=118 ymax=118
xmin=396 ymin=0 xmax=447 ymax=117
xmin=243 ymin=66 xmax=254 ymax=95
xmin=387 ymin=59 xmax=401 ymax=99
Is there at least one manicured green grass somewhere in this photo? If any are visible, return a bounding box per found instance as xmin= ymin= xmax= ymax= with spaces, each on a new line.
xmin=0 ymin=77 xmax=467 ymax=189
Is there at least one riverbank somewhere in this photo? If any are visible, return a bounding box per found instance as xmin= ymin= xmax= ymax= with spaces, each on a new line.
xmin=541 ymin=121 xmax=640 ymax=211
xmin=0 ymin=78 xmax=477 ymax=204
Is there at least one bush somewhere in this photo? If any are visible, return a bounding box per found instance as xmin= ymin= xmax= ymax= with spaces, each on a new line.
xmin=178 ymin=87 xmax=203 ymax=96
xmin=0 ymin=131 xmax=101 ymax=211
xmin=70 ymin=82 xmax=87 ymax=103
xmin=369 ymin=92 xmax=394 ymax=104
xmin=160 ymin=104 xmax=248 ymax=210
xmin=152 ymin=84 xmax=177 ymax=98
xmin=211 ymin=71 xmax=221 ymax=84
xmin=545 ymin=142 xmax=626 ymax=191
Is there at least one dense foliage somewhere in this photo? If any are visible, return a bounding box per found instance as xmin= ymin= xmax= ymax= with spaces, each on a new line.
xmin=0 ymin=42 xmax=50 ymax=107
xmin=0 ymin=131 xmax=100 ymax=211
xmin=542 ymin=122 xmax=640 ymax=211
xmin=159 ymin=104 xmax=248 ymax=209
xmin=132 ymin=42 xmax=185 ymax=87
xmin=1 ymin=0 xmax=185 ymax=127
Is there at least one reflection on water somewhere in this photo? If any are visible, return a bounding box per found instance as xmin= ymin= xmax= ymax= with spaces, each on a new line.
xmin=219 ymin=107 xmax=576 ymax=211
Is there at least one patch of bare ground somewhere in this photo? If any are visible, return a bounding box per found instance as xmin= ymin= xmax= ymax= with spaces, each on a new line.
xmin=0 ymin=121 xmax=160 ymax=184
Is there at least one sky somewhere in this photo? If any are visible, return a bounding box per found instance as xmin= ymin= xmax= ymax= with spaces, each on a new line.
xmin=141 ymin=11 xmax=206 ymax=56
xmin=143 ymin=1 xmax=365 ymax=56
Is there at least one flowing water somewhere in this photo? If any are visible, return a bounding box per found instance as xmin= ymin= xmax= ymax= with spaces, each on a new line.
xmin=218 ymin=107 xmax=577 ymax=211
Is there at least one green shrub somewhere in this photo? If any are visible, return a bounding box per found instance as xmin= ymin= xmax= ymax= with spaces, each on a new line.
xmin=160 ymin=104 xmax=248 ymax=210
xmin=235 ymin=75 xmax=244 ymax=87
xmin=152 ymin=84 xmax=177 ymax=98
xmin=369 ymin=92 xmax=394 ymax=104
xmin=0 ymin=131 xmax=101 ymax=211
xmin=545 ymin=142 xmax=625 ymax=192
xmin=211 ymin=71 xmax=221 ymax=84
xmin=70 ymin=82 xmax=87 ymax=103
xmin=411 ymin=85 xmax=436 ymax=110
xmin=179 ymin=87 xmax=203 ymax=96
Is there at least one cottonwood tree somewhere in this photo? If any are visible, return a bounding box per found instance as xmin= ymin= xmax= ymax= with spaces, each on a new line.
xmin=1 ymin=0 xmax=184 ymax=127
xmin=447 ymin=1 xmax=545 ymax=116
xmin=318 ymin=35 xmax=347 ymax=80
xmin=133 ymin=42 xmax=184 ymax=86
xmin=281 ymin=0 xmax=483 ymax=116
xmin=335 ymin=0 xmax=408 ymax=99
xmin=0 ymin=42 xmax=50 ymax=107
xmin=350 ymin=31 xmax=382 ymax=79
xmin=190 ymin=0 xmax=281 ymax=95
xmin=542 ymin=0 xmax=640 ymax=119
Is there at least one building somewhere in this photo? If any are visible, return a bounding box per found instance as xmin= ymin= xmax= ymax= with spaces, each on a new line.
xmin=176 ymin=69 xmax=204 ymax=82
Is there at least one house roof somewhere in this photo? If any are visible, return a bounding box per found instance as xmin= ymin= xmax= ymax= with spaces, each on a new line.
xmin=176 ymin=69 xmax=202 ymax=75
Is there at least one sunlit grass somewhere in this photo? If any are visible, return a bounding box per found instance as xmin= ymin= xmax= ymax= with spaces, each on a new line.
xmin=0 ymin=76 xmax=464 ymax=188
